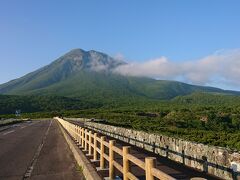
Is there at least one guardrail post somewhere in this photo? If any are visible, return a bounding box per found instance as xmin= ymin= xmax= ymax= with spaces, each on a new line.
xmin=123 ymin=146 xmax=131 ymax=180
xmin=70 ymin=124 xmax=72 ymax=136
xmin=79 ymin=127 xmax=81 ymax=145
xmin=109 ymin=140 xmax=116 ymax=180
xmin=78 ymin=127 xmax=82 ymax=145
xmin=88 ymin=131 xmax=92 ymax=155
xmin=72 ymin=125 xmax=74 ymax=136
xmin=72 ymin=125 xmax=74 ymax=138
xmin=77 ymin=126 xmax=80 ymax=144
xmin=82 ymin=128 xmax=85 ymax=148
xmin=100 ymin=136 xmax=106 ymax=169
xmin=93 ymin=133 xmax=98 ymax=161
xmin=76 ymin=126 xmax=79 ymax=144
xmin=84 ymin=129 xmax=88 ymax=151
xmin=74 ymin=125 xmax=77 ymax=140
xmin=76 ymin=126 xmax=78 ymax=141
xmin=145 ymin=157 xmax=156 ymax=180
xmin=81 ymin=128 xmax=84 ymax=147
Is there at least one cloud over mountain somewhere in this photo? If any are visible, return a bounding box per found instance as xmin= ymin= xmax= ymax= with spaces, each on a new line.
xmin=114 ymin=49 xmax=240 ymax=89
xmin=1 ymin=48 xmax=239 ymax=99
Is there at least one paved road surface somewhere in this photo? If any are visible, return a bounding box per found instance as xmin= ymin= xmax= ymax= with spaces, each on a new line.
xmin=0 ymin=119 xmax=83 ymax=180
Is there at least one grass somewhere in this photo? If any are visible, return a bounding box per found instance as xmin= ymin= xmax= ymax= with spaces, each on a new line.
xmin=0 ymin=118 xmax=23 ymax=127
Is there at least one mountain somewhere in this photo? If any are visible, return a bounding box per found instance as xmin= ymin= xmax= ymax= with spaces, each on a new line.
xmin=0 ymin=49 xmax=124 ymax=95
xmin=0 ymin=48 xmax=239 ymax=102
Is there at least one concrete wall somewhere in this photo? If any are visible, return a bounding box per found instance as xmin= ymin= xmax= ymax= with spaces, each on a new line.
xmin=85 ymin=121 xmax=240 ymax=180
xmin=64 ymin=118 xmax=86 ymax=122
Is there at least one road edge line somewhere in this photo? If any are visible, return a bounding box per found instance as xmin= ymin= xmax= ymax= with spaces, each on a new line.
xmin=57 ymin=121 xmax=102 ymax=180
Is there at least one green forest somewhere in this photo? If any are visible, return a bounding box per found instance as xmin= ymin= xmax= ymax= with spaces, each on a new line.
xmin=1 ymin=92 xmax=239 ymax=151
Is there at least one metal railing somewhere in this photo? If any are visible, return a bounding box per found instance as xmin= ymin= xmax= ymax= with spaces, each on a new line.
xmin=56 ymin=117 xmax=176 ymax=180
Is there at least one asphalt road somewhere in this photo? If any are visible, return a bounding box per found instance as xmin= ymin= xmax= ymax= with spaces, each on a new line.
xmin=0 ymin=119 xmax=83 ymax=180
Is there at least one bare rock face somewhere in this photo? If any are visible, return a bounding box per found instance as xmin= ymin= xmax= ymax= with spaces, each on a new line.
xmin=57 ymin=48 xmax=125 ymax=73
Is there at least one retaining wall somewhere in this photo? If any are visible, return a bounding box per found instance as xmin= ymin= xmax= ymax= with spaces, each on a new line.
xmin=85 ymin=121 xmax=240 ymax=180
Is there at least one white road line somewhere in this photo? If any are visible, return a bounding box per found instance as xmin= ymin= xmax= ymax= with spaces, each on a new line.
xmin=1 ymin=121 xmax=40 ymax=135
xmin=28 ymin=122 xmax=38 ymax=127
xmin=23 ymin=120 xmax=53 ymax=179
xmin=20 ymin=121 xmax=39 ymax=130
xmin=3 ymin=130 xmax=15 ymax=135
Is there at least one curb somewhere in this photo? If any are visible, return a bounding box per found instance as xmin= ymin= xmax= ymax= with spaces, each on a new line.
xmin=57 ymin=121 xmax=102 ymax=180
xmin=0 ymin=126 xmax=11 ymax=132
xmin=0 ymin=121 xmax=23 ymax=132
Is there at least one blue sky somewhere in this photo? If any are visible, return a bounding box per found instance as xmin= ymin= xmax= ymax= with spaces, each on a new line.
xmin=0 ymin=0 xmax=240 ymax=90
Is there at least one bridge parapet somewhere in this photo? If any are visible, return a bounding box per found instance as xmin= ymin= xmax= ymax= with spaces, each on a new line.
xmin=56 ymin=117 xmax=177 ymax=180
xmin=85 ymin=121 xmax=240 ymax=180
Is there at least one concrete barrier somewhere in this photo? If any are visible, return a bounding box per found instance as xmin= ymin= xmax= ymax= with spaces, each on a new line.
xmin=57 ymin=117 xmax=176 ymax=180
xmin=57 ymin=118 xmax=101 ymax=180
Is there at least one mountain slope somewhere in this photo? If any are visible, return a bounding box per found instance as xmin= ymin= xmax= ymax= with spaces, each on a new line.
xmin=172 ymin=92 xmax=240 ymax=105
xmin=0 ymin=49 xmax=124 ymax=94
xmin=0 ymin=48 xmax=239 ymax=100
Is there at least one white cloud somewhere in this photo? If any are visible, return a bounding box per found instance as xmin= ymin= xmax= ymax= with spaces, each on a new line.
xmin=113 ymin=49 xmax=240 ymax=90
xmin=114 ymin=53 xmax=125 ymax=61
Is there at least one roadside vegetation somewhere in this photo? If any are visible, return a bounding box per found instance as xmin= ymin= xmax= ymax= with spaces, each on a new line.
xmin=0 ymin=118 xmax=23 ymax=127
xmin=62 ymin=104 xmax=240 ymax=151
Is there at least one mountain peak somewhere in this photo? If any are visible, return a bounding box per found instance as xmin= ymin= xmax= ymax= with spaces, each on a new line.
xmin=63 ymin=48 xmax=86 ymax=59
xmin=68 ymin=48 xmax=86 ymax=53
xmin=57 ymin=48 xmax=125 ymax=72
xmin=64 ymin=48 xmax=107 ymax=58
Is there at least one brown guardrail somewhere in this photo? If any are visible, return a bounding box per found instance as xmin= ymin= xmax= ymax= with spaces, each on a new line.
xmin=56 ymin=117 xmax=176 ymax=180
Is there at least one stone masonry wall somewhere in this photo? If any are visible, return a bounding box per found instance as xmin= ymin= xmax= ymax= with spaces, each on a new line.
xmin=85 ymin=121 xmax=240 ymax=180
